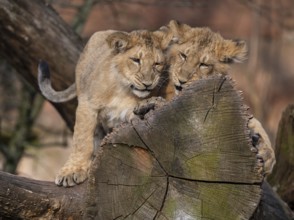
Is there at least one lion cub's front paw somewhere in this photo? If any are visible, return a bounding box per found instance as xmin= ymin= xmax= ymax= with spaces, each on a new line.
xmin=251 ymin=133 xmax=276 ymax=176
xmin=133 ymin=96 xmax=166 ymax=119
xmin=249 ymin=118 xmax=276 ymax=176
xmin=55 ymin=166 xmax=88 ymax=187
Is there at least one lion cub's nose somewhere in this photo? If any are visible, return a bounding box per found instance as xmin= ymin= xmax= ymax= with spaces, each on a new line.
xmin=142 ymin=82 xmax=152 ymax=88
xmin=179 ymin=79 xmax=187 ymax=85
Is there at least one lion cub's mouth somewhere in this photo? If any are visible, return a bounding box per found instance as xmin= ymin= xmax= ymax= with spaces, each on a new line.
xmin=175 ymin=85 xmax=183 ymax=91
xmin=131 ymin=85 xmax=151 ymax=98
xmin=174 ymin=85 xmax=183 ymax=95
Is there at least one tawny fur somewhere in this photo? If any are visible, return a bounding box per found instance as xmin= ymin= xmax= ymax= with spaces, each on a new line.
xmin=39 ymin=21 xmax=276 ymax=184
xmin=40 ymin=30 xmax=167 ymax=187
xmin=248 ymin=117 xmax=276 ymax=175
xmin=160 ymin=20 xmax=275 ymax=175
xmin=160 ymin=20 xmax=247 ymax=99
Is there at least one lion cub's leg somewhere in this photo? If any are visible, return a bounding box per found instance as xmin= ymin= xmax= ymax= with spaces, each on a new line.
xmin=248 ymin=117 xmax=276 ymax=176
xmin=55 ymin=101 xmax=97 ymax=187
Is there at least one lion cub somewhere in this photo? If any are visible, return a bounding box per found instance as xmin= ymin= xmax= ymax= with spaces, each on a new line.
xmin=160 ymin=20 xmax=276 ymax=175
xmin=38 ymin=30 xmax=167 ymax=187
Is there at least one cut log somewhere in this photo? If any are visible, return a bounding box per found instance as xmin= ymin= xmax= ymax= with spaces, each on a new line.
xmin=0 ymin=171 xmax=85 ymax=219
xmin=0 ymin=76 xmax=292 ymax=219
xmin=84 ymin=76 xmax=262 ymax=219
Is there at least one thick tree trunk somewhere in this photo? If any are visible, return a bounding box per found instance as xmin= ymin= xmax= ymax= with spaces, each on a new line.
xmin=268 ymin=104 xmax=294 ymax=210
xmin=251 ymin=181 xmax=293 ymax=220
xmin=0 ymin=171 xmax=85 ymax=219
xmin=0 ymin=0 xmax=82 ymax=129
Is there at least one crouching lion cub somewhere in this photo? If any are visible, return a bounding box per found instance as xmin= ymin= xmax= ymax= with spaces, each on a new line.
xmin=160 ymin=20 xmax=276 ymax=175
xmin=38 ymin=30 xmax=167 ymax=187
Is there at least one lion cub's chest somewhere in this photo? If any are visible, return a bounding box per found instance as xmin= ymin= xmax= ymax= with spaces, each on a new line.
xmin=100 ymin=95 xmax=138 ymax=130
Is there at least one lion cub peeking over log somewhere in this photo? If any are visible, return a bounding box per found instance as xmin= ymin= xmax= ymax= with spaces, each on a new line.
xmin=160 ymin=20 xmax=276 ymax=175
xmin=38 ymin=30 xmax=167 ymax=187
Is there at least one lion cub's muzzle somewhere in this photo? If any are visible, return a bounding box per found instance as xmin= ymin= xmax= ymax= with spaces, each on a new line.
xmin=174 ymin=79 xmax=188 ymax=93
xmin=131 ymin=84 xmax=154 ymax=98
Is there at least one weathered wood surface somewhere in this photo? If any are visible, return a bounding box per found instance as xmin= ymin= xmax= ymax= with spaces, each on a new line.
xmin=268 ymin=104 xmax=294 ymax=210
xmin=0 ymin=76 xmax=293 ymax=219
xmin=84 ymin=76 xmax=262 ymax=219
xmin=251 ymin=181 xmax=294 ymax=220
xmin=0 ymin=0 xmax=81 ymax=129
xmin=0 ymin=171 xmax=85 ymax=219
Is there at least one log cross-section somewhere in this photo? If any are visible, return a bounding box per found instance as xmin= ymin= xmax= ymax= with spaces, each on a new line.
xmin=84 ymin=76 xmax=263 ymax=220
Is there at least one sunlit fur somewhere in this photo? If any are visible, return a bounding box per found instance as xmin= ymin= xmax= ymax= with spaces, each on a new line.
xmin=160 ymin=20 xmax=275 ymax=175
xmin=163 ymin=21 xmax=247 ymax=98
xmin=51 ymin=30 xmax=166 ymax=187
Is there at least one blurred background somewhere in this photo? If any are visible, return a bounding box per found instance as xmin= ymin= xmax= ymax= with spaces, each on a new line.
xmin=0 ymin=0 xmax=293 ymax=201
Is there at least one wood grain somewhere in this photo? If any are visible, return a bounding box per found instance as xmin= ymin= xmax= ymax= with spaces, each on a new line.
xmin=86 ymin=76 xmax=263 ymax=220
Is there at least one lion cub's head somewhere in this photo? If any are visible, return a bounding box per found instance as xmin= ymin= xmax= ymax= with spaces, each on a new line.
xmin=165 ymin=20 xmax=247 ymax=92
xmin=106 ymin=30 xmax=166 ymax=98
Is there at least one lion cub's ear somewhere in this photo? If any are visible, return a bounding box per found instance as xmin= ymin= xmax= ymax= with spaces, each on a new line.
xmin=154 ymin=20 xmax=191 ymax=50
xmin=168 ymin=20 xmax=192 ymax=43
xmin=221 ymin=39 xmax=248 ymax=63
xmin=106 ymin=32 xmax=130 ymax=53
xmin=153 ymin=26 xmax=173 ymax=50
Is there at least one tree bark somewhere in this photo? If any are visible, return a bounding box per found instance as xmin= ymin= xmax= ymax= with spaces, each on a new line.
xmin=0 ymin=171 xmax=85 ymax=219
xmin=0 ymin=0 xmax=82 ymax=130
xmin=268 ymin=104 xmax=294 ymax=210
xmin=251 ymin=181 xmax=293 ymax=220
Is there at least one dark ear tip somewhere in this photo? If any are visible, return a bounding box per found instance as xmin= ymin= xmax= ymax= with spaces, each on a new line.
xmin=174 ymin=20 xmax=181 ymax=25
xmin=222 ymin=57 xmax=234 ymax=64
xmin=169 ymin=19 xmax=180 ymax=24
xmin=232 ymin=39 xmax=246 ymax=47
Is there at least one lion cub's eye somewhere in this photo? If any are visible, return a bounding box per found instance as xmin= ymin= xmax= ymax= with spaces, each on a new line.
xmin=154 ymin=62 xmax=163 ymax=71
xmin=130 ymin=57 xmax=141 ymax=64
xmin=179 ymin=52 xmax=187 ymax=61
xmin=199 ymin=63 xmax=213 ymax=74
xmin=199 ymin=63 xmax=210 ymax=69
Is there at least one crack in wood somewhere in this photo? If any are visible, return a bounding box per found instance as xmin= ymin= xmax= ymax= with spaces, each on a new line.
xmin=99 ymin=181 xmax=148 ymax=187
xmin=168 ymin=174 xmax=261 ymax=185
xmin=203 ymin=92 xmax=216 ymax=123
xmin=203 ymin=76 xmax=227 ymax=123
xmin=108 ymin=153 xmax=153 ymax=174
xmin=217 ymin=76 xmax=227 ymax=92
xmin=123 ymin=188 xmax=158 ymax=219
xmin=131 ymin=122 xmax=168 ymax=176
xmin=153 ymin=176 xmax=170 ymax=220
xmin=113 ymin=214 xmax=123 ymax=220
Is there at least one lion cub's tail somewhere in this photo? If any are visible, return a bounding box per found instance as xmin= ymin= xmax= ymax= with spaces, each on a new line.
xmin=38 ymin=60 xmax=77 ymax=103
